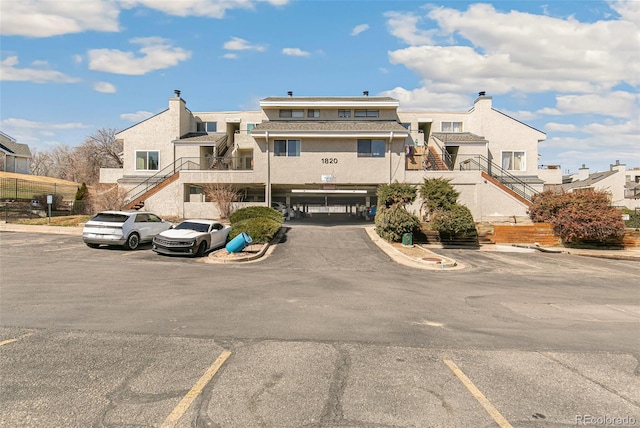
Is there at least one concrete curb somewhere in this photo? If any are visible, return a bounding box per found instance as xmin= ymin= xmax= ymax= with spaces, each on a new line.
xmin=364 ymin=227 xmax=463 ymax=271
xmin=0 ymin=222 xmax=83 ymax=235
xmin=201 ymin=226 xmax=286 ymax=264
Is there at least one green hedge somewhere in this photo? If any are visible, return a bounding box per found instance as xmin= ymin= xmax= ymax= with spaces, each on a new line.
xmin=374 ymin=205 xmax=421 ymax=242
xmin=229 ymin=206 xmax=284 ymax=224
xmin=228 ymin=217 xmax=282 ymax=244
xmin=430 ymin=204 xmax=476 ymax=237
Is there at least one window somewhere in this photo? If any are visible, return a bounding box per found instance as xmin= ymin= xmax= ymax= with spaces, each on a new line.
xmin=135 ymin=151 xmax=159 ymax=170
xmin=279 ymin=109 xmax=304 ymax=118
xmin=338 ymin=109 xmax=351 ymax=118
xmin=355 ymin=109 xmax=380 ymax=118
xmin=441 ymin=122 xmax=462 ymax=132
xmin=357 ymin=139 xmax=385 ymax=157
xmin=246 ymin=123 xmax=255 ymax=133
xmin=274 ymin=139 xmax=301 ymax=157
xmin=308 ymin=109 xmax=320 ymax=118
xmin=501 ymin=151 xmax=526 ymax=171
xmin=196 ymin=122 xmax=217 ymax=133
xmin=401 ymin=123 xmax=411 ymax=131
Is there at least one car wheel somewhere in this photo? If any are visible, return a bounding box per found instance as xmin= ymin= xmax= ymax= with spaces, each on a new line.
xmin=86 ymin=243 xmax=100 ymax=249
xmin=196 ymin=241 xmax=208 ymax=257
xmin=125 ymin=233 xmax=140 ymax=250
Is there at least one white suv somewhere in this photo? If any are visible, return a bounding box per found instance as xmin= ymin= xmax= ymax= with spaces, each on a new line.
xmin=82 ymin=211 xmax=172 ymax=250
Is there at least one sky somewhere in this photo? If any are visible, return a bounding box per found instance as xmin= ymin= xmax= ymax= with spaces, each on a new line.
xmin=1 ymin=0 xmax=638 ymax=176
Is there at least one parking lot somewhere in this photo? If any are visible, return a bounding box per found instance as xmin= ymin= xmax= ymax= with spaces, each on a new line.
xmin=1 ymin=227 xmax=639 ymax=427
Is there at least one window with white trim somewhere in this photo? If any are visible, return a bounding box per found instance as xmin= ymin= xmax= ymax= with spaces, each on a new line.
xmin=308 ymin=109 xmax=320 ymax=118
xmin=274 ymin=139 xmax=301 ymax=157
xmin=135 ymin=151 xmax=159 ymax=171
xmin=354 ymin=109 xmax=379 ymax=118
xmin=501 ymin=151 xmax=526 ymax=171
xmin=338 ymin=109 xmax=351 ymax=118
xmin=197 ymin=122 xmax=217 ymax=133
xmin=357 ymin=139 xmax=385 ymax=157
xmin=441 ymin=122 xmax=462 ymax=132
xmin=279 ymin=109 xmax=304 ymax=118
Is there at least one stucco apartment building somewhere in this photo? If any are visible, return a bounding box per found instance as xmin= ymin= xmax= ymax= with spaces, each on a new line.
xmin=0 ymin=131 xmax=31 ymax=175
xmin=560 ymin=161 xmax=640 ymax=209
xmin=101 ymin=90 xmax=560 ymax=221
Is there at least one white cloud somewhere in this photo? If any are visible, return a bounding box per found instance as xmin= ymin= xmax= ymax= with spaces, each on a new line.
xmin=1 ymin=117 xmax=90 ymax=130
xmin=223 ymin=53 xmax=239 ymax=59
xmin=0 ymin=0 xmax=290 ymax=37
xmin=351 ymin=24 xmax=370 ymax=36
xmin=120 ymin=0 xmax=289 ymax=19
xmin=94 ymin=82 xmax=116 ymax=93
xmin=384 ymin=11 xmax=435 ymax=45
xmin=545 ymin=123 xmax=578 ymax=133
xmin=544 ymin=92 xmax=638 ymax=119
xmin=282 ymin=48 xmax=309 ymax=57
xmin=120 ymin=111 xmax=155 ymax=122
xmin=0 ymin=0 xmax=120 ymax=37
xmin=224 ymin=37 xmax=266 ymax=52
xmin=0 ymin=56 xmax=80 ymax=83
xmin=88 ymin=37 xmax=191 ymax=75
xmin=386 ymin=3 xmax=640 ymax=97
xmin=382 ymin=86 xmax=471 ymax=111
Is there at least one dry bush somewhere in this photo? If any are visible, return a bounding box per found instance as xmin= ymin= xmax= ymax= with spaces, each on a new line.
xmin=202 ymin=182 xmax=241 ymax=220
xmin=88 ymin=184 xmax=128 ymax=213
xmin=530 ymin=189 xmax=625 ymax=244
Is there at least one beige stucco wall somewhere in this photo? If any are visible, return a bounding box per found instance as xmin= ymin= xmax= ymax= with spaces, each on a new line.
xmin=404 ymin=169 xmax=530 ymax=221
xmin=100 ymin=168 xmax=124 ymax=183
xmin=266 ymin=137 xmax=406 ymax=185
xmin=468 ymin=97 xmax=545 ymax=176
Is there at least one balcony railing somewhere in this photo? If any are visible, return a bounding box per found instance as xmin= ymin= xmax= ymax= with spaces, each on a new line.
xmin=457 ymin=155 xmax=538 ymax=201
xmin=124 ymin=156 xmax=252 ymax=203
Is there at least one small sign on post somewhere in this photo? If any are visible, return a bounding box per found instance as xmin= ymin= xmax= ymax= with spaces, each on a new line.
xmin=47 ymin=194 xmax=53 ymax=223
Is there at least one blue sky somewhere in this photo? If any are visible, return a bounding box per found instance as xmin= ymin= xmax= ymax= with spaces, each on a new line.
xmin=1 ymin=0 xmax=638 ymax=175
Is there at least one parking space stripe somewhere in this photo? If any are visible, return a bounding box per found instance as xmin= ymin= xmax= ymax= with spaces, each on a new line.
xmin=160 ymin=350 xmax=232 ymax=428
xmin=443 ymin=359 xmax=513 ymax=428
xmin=0 ymin=338 xmax=18 ymax=347
xmin=0 ymin=332 xmax=35 ymax=347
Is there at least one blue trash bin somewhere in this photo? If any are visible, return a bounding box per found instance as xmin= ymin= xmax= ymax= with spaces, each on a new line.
xmin=225 ymin=232 xmax=253 ymax=253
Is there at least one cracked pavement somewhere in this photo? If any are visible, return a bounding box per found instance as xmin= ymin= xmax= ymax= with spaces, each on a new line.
xmin=1 ymin=227 xmax=639 ymax=427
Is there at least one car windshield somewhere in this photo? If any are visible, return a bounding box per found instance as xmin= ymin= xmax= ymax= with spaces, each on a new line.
xmin=175 ymin=222 xmax=209 ymax=233
xmin=91 ymin=213 xmax=129 ymax=223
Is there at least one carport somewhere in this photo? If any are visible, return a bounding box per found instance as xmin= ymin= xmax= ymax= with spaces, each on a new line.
xmin=271 ymin=184 xmax=378 ymax=224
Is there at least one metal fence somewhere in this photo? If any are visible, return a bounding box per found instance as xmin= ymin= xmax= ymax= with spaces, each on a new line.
xmin=0 ymin=177 xmax=78 ymax=202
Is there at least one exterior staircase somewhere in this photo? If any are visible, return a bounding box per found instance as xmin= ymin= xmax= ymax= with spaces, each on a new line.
xmin=426 ymin=146 xmax=449 ymax=171
xmin=122 ymin=157 xmax=201 ymax=210
xmin=123 ymin=172 xmax=181 ymax=210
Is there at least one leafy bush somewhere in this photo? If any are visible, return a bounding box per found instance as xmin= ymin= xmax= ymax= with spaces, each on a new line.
xmin=228 ymin=217 xmax=282 ymax=244
xmin=529 ymin=189 xmax=625 ymax=243
xmin=419 ymin=177 xmax=459 ymax=217
xmin=430 ymin=205 xmax=476 ymax=237
xmin=229 ymin=206 xmax=284 ymax=224
xmin=376 ymin=182 xmax=417 ymax=207
xmin=375 ymin=205 xmax=421 ymax=242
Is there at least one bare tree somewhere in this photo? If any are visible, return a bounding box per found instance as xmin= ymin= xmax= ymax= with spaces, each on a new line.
xmin=202 ymin=182 xmax=241 ymax=220
xmin=28 ymin=128 xmax=124 ymax=185
xmin=30 ymin=148 xmax=53 ymax=177
xmin=84 ymin=128 xmax=123 ymax=168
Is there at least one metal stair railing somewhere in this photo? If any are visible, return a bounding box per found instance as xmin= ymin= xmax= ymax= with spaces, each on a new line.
xmin=124 ymin=157 xmax=200 ymax=203
xmin=457 ymin=155 xmax=538 ymax=201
